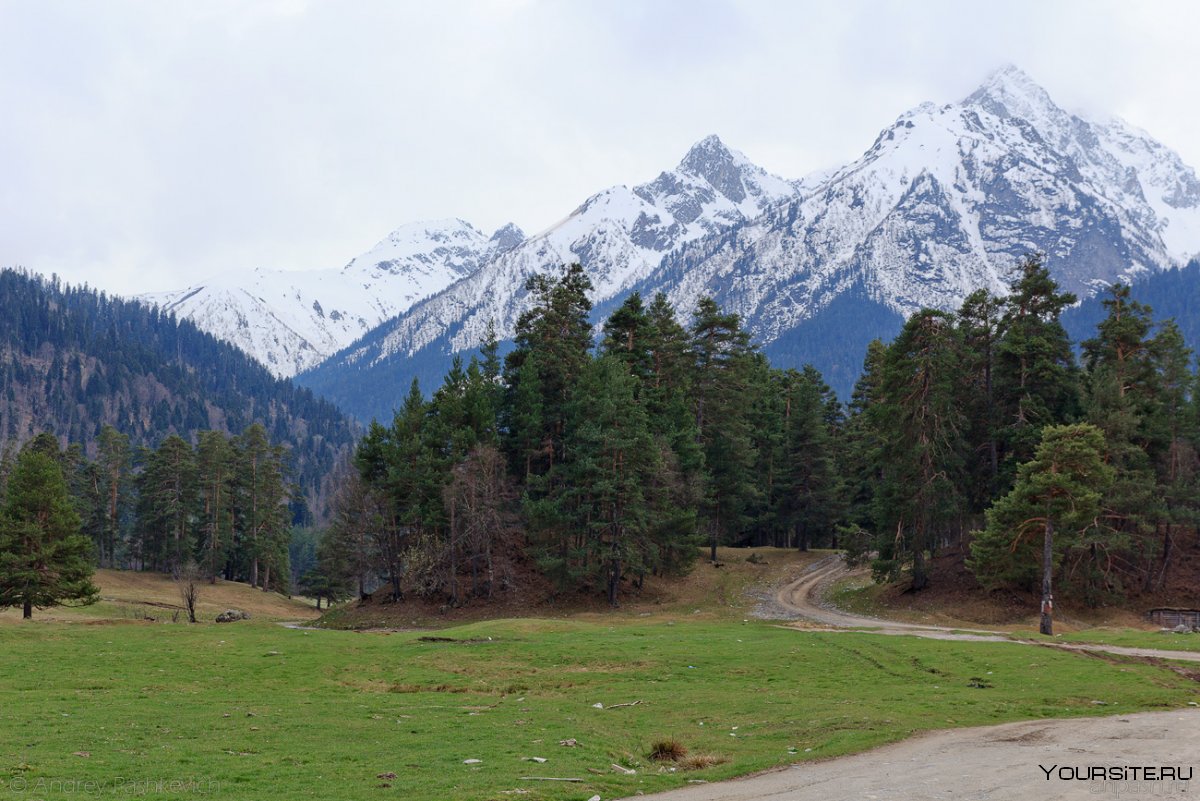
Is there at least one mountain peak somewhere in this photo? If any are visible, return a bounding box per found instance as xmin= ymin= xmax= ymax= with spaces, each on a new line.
xmin=677 ymin=134 xmax=761 ymax=204
xmin=963 ymin=64 xmax=1060 ymax=123
xmin=489 ymin=222 xmax=526 ymax=253
xmin=679 ymin=134 xmax=737 ymax=172
xmin=980 ymin=64 xmax=1040 ymax=92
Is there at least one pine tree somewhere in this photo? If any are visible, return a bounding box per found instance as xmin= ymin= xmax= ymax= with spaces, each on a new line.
xmin=324 ymin=464 xmax=381 ymax=599
xmin=195 ymin=431 xmax=235 ymax=582
xmin=994 ymin=254 xmax=1080 ymax=476
xmin=556 ymin=356 xmax=661 ymax=605
xmin=872 ymin=311 xmax=965 ymax=590
xmin=134 ymin=435 xmax=197 ymax=572
xmin=602 ymin=292 xmax=655 ymax=383
xmin=776 ymin=369 xmax=844 ymax=551
xmin=969 ymin=424 xmax=1113 ymax=633
xmin=957 ymin=289 xmax=1004 ymax=509
xmin=690 ymin=297 xmax=759 ymax=560
xmin=1149 ymin=321 xmax=1199 ymax=590
xmin=355 ymin=382 xmax=441 ymax=600
xmin=0 ymin=448 xmax=99 ymax=618
xmin=841 ymin=340 xmax=887 ymax=538
xmin=505 ymin=353 xmax=547 ymax=482
xmin=1081 ymin=286 xmax=1176 ymax=597
xmin=94 ymin=425 xmax=132 ymax=568
xmin=504 ymin=263 xmax=594 ymax=474
xmin=234 ymin=424 xmax=291 ymax=592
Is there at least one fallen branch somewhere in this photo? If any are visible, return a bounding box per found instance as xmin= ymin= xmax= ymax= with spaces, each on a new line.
xmin=606 ymin=700 xmax=644 ymax=709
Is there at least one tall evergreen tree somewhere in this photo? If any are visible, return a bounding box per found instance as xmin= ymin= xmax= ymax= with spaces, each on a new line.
xmin=1149 ymin=321 xmax=1199 ymax=589
xmin=994 ymin=254 xmax=1080 ymax=475
xmin=0 ymin=448 xmax=98 ymax=618
xmin=504 ymin=263 xmax=594 ymax=474
xmin=776 ymin=369 xmax=844 ymax=551
xmin=556 ymin=356 xmax=662 ymax=605
xmin=872 ymin=311 xmax=965 ymax=590
xmin=234 ymin=424 xmax=291 ymax=592
xmin=94 ymin=425 xmax=132 ymax=568
xmin=957 ymin=289 xmax=1004 ymax=509
xmin=690 ymin=297 xmax=759 ymax=560
xmin=195 ymin=431 xmax=235 ymax=582
xmin=1081 ymin=285 xmax=1170 ymax=597
xmin=969 ymin=424 xmax=1113 ymax=633
xmin=134 ymin=435 xmax=196 ymax=572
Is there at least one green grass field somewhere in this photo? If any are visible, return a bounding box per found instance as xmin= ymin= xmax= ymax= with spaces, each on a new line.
xmin=1014 ymin=627 xmax=1200 ymax=652
xmin=2 ymin=617 xmax=1197 ymax=801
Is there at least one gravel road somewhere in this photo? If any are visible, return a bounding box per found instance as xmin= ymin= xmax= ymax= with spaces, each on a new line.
xmin=620 ymin=555 xmax=1200 ymax=800
xmin=619 ymin=708 xmax=1200 ymax=800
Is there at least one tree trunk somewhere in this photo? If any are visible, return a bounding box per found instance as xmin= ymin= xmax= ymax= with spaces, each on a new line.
xmin=448 ymin=501 xmax=458 ymax=605
xmin=911 ymin=548 xmax=928 ymax=590
xmin=22 ymin=600 xmax=32 ymax=619
xmin=262 ymin=564 xmax=270 ymax=592
xmin=250 ymin=558 xmax=259 ymax=589
xmin=1040 ymin=518 xmax=1054 ymax=636
xmin=1155 ymin=524 xmax=1173 ymax=592
xmin=608 ymin=551 xmax=621 ymax=608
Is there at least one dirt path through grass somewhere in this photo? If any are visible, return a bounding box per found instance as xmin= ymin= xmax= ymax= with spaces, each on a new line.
xmin=773 ymin=555 xmax=1200 ymax=662
xmin=620 ymin=707 xmax=1200 ymax=800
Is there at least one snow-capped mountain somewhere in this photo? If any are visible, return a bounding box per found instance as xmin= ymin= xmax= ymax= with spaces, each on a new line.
xmin=642 ymin=65 xmax=1200 ymax=348
xmin=299 ymin=66 xmax=1200 ymax=419
xmin=308 ymin=135 xmax=797 ymax=368
xmin=141 ymin=219 xmax=524 ymax=377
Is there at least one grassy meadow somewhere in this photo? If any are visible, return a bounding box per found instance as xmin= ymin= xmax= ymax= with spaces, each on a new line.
xmin=2 ymin=615 xmax=1197 ymax=801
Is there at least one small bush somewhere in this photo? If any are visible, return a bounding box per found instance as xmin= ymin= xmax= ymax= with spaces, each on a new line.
xmin=680 ymin=753 xmax=728 ymax=771
xmin=648 ymin=738 xmax=688 ymax=762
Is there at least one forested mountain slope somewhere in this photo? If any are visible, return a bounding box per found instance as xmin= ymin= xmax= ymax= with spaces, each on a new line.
xmin=0 ymin=269 xmax=355 ymax=518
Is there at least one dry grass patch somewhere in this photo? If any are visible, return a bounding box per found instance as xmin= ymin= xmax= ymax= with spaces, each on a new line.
xmin=0 ymin=568 xmax=319 ymax=623
xmin=679 ymin=753 xmax=729 ymax=771
xmin=648 ymin=737 xmax=688 ymax=762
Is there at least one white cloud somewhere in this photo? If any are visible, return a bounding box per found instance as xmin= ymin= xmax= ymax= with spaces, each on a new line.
xmin=2 ymin=0 xmax=1198 ymax=294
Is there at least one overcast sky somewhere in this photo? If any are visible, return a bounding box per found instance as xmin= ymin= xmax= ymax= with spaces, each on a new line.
xmin=3 ymin=0 xmax=1199 ymax=295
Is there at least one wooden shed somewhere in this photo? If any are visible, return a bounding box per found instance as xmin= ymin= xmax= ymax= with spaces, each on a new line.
xmin=1147 ymin=608 xmax=1200 ymax=629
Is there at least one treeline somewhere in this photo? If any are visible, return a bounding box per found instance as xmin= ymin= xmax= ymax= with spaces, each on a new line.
xmin=0 ymin=268 xmax=355 ymax=520
xmin=311 ymin=257 xmax=1199 ymax=612
xmin=845 ymin=255 xmax=1199 ymax=606
xmin=312 ymin=264 xmax=847 ymax=607
xmin=1 ymin=424 xmax=293 ymax=591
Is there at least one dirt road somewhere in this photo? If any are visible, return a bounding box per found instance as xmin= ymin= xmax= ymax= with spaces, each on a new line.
xmin=619 ymin=708 xmax=1200 ymax=800
xmin=774 ymin=554 xmax=1200 ymax=661
xmin=619 ymin=556 xmax=1200 ymax=800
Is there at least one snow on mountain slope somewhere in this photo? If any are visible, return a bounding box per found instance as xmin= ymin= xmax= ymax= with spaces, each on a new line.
xmin=142 ymin=219 xmax=523 ymax=377
xmin=330 ymin=135 xmax=799 ymax=366
xmin=635 ymin=65 xmax=1199 ymax=343
xmin=299 ymin=66 xmax=1200 ymax=420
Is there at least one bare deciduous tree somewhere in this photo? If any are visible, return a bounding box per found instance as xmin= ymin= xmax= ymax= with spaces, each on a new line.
xmin=176 ymin=559 xmax=201 ymax=624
